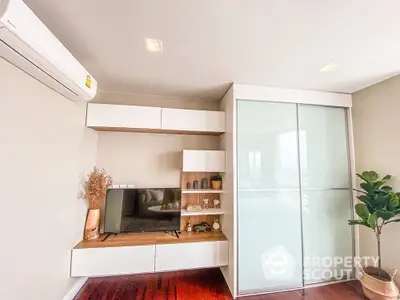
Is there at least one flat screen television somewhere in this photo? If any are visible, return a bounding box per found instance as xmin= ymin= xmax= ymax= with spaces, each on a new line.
xmin=104 ymin=188 xmax=181 ymax=234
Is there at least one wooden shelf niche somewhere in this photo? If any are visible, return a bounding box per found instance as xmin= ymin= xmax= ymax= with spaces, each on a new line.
xmin=180 ymin=172 xmax=223 ymax=231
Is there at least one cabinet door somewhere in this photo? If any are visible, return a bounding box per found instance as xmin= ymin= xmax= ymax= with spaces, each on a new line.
xmin=71 ymin=245 xmax=155 ymax=277
xmin=237 ymin=100 xmax=303 ymax=294
xmin=238 ymin=191 xmax=303 ymax=293
xmin=205 ymin=150 xmax=226 ymax=172
xmin=182 ymin=150 xmax=226 ymax=172
xmin=86 ymin=103 xmax=162 ymax=129
xmin=162 ymin=108 xmax=225 ymax=133
xmin=302 ymin=190 xmax=354 ymax=284
xmin=298 ymin=105 xmax=350 ymax=189
xmin=155 ymin=241 xmax=228 ymax=272
xmin=298 ymin=105 xmax=353 ymax=285
xmin=237 ymin=101 xmax=300 ymax=190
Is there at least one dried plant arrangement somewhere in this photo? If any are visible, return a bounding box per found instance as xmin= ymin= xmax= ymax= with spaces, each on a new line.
xmin=83 ymin=167 xmax=113 ymax=209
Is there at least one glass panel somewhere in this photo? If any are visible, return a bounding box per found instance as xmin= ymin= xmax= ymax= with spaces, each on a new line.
xmin=302 ymin=190 xmax=354 ymax=285
xmin=238 ymin=191 xmax=304 ymax=293
xmin=237 ymin=100 xmax=299 ymax=190
xmin=298 ymin=105 xmax=350 ymax=189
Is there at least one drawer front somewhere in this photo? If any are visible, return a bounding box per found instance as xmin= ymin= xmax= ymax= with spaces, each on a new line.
xmin=86 ymin=104 xmax=162 ymax=129
xmin=71 ymin=245 xmax=155 ymax=277
xmin=162 ymin=108 xmax=225 ymax=133
xmin=155 ymin=241 xmax=228 ymax=272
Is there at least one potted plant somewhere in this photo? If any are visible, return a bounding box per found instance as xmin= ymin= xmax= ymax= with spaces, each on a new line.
xmin=211 ymin=175 xmax=222 ymax=190
xmin=83 ymin=167 xmax=112 ymax=240
xmin=349 ymin=171 xmax=400 ymax=300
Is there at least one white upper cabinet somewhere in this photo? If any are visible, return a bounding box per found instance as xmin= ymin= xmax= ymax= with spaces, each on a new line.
xmin=86 ymin=104 xmax=225 ymax=135
xmin=182 ymin=150 xmax=226 ymax=172
xmin=162 ymin=108 xmax=225 ymax=134
xmin=86 ymin=103 xmax=162 ymax=130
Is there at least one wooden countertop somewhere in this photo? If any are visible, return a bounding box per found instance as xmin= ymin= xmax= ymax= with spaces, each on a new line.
xmin=74 ymin=231 xmax=227 ymax=249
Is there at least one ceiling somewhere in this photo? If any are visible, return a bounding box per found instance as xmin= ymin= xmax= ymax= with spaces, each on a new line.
xmin=25 ymin=0 xmax=400 ymax=100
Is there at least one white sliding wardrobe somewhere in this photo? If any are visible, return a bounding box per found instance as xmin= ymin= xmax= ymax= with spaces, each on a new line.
xmin=219 ymin=84 xmax=355 ymax=298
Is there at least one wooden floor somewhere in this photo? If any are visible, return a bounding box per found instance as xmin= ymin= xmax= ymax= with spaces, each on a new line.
xmin=75 ymin=268 xmax=365 ymax=300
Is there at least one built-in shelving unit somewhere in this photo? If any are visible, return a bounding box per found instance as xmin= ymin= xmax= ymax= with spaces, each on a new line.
xmin=181 ymin=208 xmax=225 ymax=216
xmin=180 ymin=150 xmax=226 ymax=231
xmin=182 ymin=189 xmax=224 ymax=194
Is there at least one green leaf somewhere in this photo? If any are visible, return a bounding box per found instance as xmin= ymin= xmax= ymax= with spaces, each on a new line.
xmin=357 ymin=195 xmax=367 ymax=202
xmin=388 ymin=193 xmax=399 ymax=210
xmin=381 ymin=186 xmax=393 ymax=192
xmin=382 ymin=175 xmax=392 ymax=182
xmin=360 ymin=182 xmax=375 ymax=194
xmin=374 ymin=195 xmax=389 ymax=209
xmin=377 ymin=210 xmax=395 ymax=221
xmin=373 ymin=180 xmax=385 ymax=188
xmin=362 ymin=171 xmax=379 ymax=182
xmin=348 ymin=220 xmax=371 ymax=228
xmin=355 ymin=203 xmax=370 ymax=221
xmin=367 ymin=212 xmax=378 ymax=229
xmin=356 ymin=195 xmax=375 ymax=213
xmin=356 ymin=173 xmax=365 ymax=181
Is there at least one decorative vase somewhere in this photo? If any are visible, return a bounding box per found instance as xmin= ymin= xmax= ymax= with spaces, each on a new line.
xmin=193 ymin=180 xmax=199 ymax=189
xmin=84 ymin=208 xmax=100 ymax=240
xmin=201 ymin=177 xmax=209 ymax=189
xmin=360 ymin=266 xmax=399 ymax=300
xmin=211 ymin=180 xmax=222 ymax=190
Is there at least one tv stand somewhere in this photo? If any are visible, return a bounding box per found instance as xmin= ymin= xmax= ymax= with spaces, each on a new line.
xmin=71 ymin=232 xmax=228 ymax=278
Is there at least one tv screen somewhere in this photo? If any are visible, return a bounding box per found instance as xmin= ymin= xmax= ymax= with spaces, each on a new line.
xmin=104 ymin=188 xmax=181 ymax=234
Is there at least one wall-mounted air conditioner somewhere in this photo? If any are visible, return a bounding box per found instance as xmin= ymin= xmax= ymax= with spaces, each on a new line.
xmin=0 ymin=0 xmax=97 ymax=101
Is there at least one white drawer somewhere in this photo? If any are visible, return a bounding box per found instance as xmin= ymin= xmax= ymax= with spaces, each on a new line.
xmin=155 ymin=241 xmax=228 ymax=272
xmin=71 ymin=245 xmax=155 ymax=277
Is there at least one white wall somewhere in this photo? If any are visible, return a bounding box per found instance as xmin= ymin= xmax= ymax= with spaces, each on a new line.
xmin=96 ymin=132 xmax=219 ymax=187
xmin=95 ymin=90 xmax=220 ymax=110
xmin=352 ymin=75 xmax=400 ymax=284
xmin=0 ymin=59 xmax=98 ymax=300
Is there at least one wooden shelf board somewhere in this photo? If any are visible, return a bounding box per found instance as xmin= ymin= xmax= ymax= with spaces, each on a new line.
xmin=182 ymin=189 xmax=224 ymax=194
xmin=181 ymin=208 xmax=225 ymax=216
xmin=87 ymin=126 xmax=224 ymax=136
xmin=157 ymin=231 xmax=226 ymax=245
xmin=74 ymin=231 xmax=227 ymax=249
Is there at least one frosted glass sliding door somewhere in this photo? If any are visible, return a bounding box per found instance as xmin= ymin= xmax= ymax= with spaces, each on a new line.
xmin=237 ymin=100 xmax=303 ymax=294
xmin=298 ymin=105 xmax=354 ymax=285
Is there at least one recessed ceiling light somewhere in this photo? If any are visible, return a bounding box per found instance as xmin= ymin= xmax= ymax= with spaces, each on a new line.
xmin=145 ymin=38 xmax=162 ymax=53
xmin=319 ymin=62 xmax=340 ymax=72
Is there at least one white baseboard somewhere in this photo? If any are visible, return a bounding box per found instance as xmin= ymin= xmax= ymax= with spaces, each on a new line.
xmin=63 ymin=277 xmax=88 ymax=300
